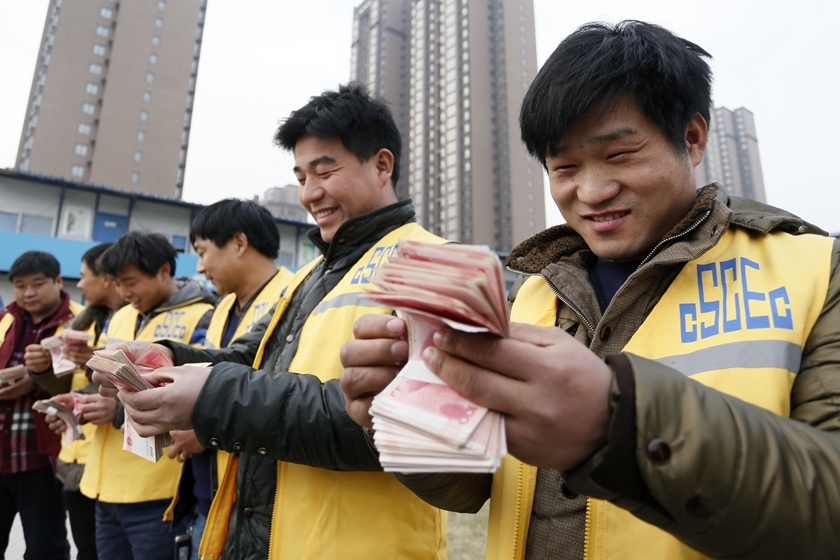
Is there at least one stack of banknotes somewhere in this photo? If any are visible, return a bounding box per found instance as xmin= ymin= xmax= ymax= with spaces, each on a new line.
xmin=365 ymin=241 xmax=508 ymax=473
xmin=32 ymin=393 xmax=86 ymax=444
xmin=87 ymin=349 xmax=173 ymax=462
xmin=40 ymin=329 xmax=90 ymax=376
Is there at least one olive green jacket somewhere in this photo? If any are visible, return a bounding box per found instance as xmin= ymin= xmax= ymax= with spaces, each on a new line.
xmin=399 ymin=184 xmax=840 ymax=559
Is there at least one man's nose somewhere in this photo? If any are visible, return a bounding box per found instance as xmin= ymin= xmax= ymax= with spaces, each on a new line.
xmin=575 ymin=168 xmax=621 ymax=206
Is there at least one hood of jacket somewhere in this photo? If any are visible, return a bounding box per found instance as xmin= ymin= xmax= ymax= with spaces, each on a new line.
xmin=508 ymin=183 xmax=828 ymax=275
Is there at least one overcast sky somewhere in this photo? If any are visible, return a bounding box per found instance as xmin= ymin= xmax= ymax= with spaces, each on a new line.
xmin=2 ymin=0 xmax=838 ymax=232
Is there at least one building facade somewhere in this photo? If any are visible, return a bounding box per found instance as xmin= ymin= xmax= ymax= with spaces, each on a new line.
xmin=259 ymin=185 xmax=310 ymax=223
xmin=0 ymin=169 xmax=316 ymax=305
xmin=696 ymin=106 xmax=766 ymax=202
xmin=15 ymin=0 xmax=207 ymax=199
xmin=352 ymin=0 xmax=545 ymax=251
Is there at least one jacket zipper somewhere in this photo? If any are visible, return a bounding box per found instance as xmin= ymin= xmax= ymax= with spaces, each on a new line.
xmin=512 ymin=461 xmax=525 ymax=560
xmin=636 ymin=209 xmax=712 ymax=270
xmin=583 ymin=498 xmax=592 ymax=559
xmin=541 ymin=274 xmax=596 ymax=337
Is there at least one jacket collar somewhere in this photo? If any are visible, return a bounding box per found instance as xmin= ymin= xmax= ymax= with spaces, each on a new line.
xmin=307 ymin=199 xmax=416 ymax=266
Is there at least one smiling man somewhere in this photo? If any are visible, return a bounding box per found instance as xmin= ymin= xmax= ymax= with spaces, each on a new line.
xmin=340 ymin=21 xmax=840 ymax=560
xmin=110 ymin=84 xmax=449 ymax=560
xmin=78 ymin=232 xmax=214 ymax=560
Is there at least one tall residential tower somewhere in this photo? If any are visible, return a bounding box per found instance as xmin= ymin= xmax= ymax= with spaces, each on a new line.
xmin=696 ymin=106 xmax=766 ymax=202
xmin=352 ymin=0 xmax=544 ymax=251
xmin=16 ymin=0 xmax=207 ymax=198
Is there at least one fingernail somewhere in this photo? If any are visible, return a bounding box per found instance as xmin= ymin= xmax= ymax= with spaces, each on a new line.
xmin=387 ymin=318 xmax=405 ymax=333
xmin=432 ymin=330 xmax=447 ymax=347
xmin=421 ymin=346 xmax=436 ymax=364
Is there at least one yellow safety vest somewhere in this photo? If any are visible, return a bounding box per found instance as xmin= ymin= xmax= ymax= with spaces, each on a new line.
xmin=488 ymin=229 xmax=835 ymax=560
xmin=204 ymin=268 xmax=293 ymax=482
xmin=201 ymin=223 xmax=449 ymax=560
xmin=79 ymin=299 xmax=213 ymax=509
xmin=56 ymin=300 xmax=99 ymax=466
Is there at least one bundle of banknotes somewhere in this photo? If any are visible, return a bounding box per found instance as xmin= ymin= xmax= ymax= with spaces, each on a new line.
xmin=32 ymin=393 xmax=86 ymax=444
xmin=40 ymin=329 xmax=90 ymax=376
xmin=86 ymin=348 xmax=173 ymax=462
xmin=365 ymin=241 xmax=508 ymax=473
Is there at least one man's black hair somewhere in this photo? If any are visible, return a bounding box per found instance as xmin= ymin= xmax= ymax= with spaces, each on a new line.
xmin=100 ymin=232 xmax=177 ymax=278
xmin=189 ymin=199 xmax=280 ymax=259
xmin=82 ymin=243 xmax=113 ymax=275
xmin=9 ymin=251 xmax=60 ymax=280
xmin=274 ymin=82 xmax=402 ymax=189
xmin=520 ymin=20 xmax=713 ymax=164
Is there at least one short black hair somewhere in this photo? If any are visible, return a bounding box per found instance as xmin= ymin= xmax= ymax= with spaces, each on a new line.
xmin=82 ymin=243 xmax=113 ymax=275
xmin=9 ymin=251 xmax=60 ymax=280
xmin=100 ymin=232 xmax=177 ymax=278
xmin=274 ymin=83 xmax=402 ymax=189
xmin=520 ymin=20 xmax=712 ymax=164
xmin=190 ymin=199 xmax=280 ymax=259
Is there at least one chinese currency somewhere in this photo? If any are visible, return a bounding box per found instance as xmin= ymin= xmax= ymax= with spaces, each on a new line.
xmin=365 ymin=241 xmax=508 ymax=472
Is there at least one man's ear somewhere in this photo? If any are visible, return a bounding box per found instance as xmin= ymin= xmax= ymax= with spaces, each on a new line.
xmin=686 ymin=113 xmax=708 ymax=168
xmin=232 ymin=232 xmax=249 ymax=257
xmin=55 ymin=276 xmax=63 ymax=290
xmin=158 ymin=262 xmax=172 ymax=279
xmin=373 ymin=149 xmax=395 ymax=188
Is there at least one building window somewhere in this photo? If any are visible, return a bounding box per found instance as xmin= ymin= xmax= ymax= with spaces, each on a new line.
xmin=85 ymin=82 xmax=99 ymax=95
xmin=145 ymin=72 xmax=155 ymax=83
xmin=100 ymin=6 xmax=113 ymax=18
xmin=130 ymin=171 xmax=140 ymax=183
xmin=92 ymin=43 xmax=107 ymax=56
xmin=0 ymin=212 xmax=17 ymax=232
xmin=142 ymin=91 xmax=152 ymax=102
xmin=71 ymin=165 xmax=85 ymax=177
xmin=137 ymin=130 xmax=146 ymax=142
xmin=133 ymin=151 xmax=143 ymax=162
xmin=20 ymin=214 xmax=53 ymax=236
xmin=74 ymin=143 xmax=88 ymax=156
xmin=81 ymin=102 xmax=96 ymax=115
xmin=154 ymin=17 xmax=163 ymax=28
xmin=78 ymin=122 xmax=92 ymax=135
xmin=140 ymin=110 xmax=149 ymax=121
xmin=89 ymin=62 xmax=103 ymax=75
xmin=149 ymin=53 xmax=158 ymax=64
xmin=96 ymin=24 xmax=110 ymax=37
xmin=152 ymin=35 xmax=160 ymax=46
xmin=172 ymin=235 xmax=187 ymax=252
xmin=158 ymin=0 xmax=166 ymax=9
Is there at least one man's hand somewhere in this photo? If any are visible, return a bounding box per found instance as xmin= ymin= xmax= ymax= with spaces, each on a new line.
xmin=422 ymin=322 xmax=614 ymax=472
xmin=119 ymin=365 xmax=211 ymax=437
xmin=167 ymin=430 xmax=206 ymax=462
xmin=45 ymin=393 xmax=75 ymax=434
xmin=340 ymin=315 xmax=409 ymax=429
xmin=93 ymin=341 xmax=174 ymax=398
xmin=64 ymin=344 xmax=96 ymax=368
xmin=80 ymin=393 xmax=117 ymax=425
xmin=0 ymin=373 xmax=35 ymax=401
xmin=24 ymin=344 xmax=51 ymax=374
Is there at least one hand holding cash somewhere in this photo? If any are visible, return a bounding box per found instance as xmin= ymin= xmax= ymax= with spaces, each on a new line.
xmin=86 ymin=348 xmax=174 ymax=461
xmin=40 ymin=329 xmax=90 ymax=375
xmin=32 ymin=392 xmax=85 ymax=444
xmin=363 ymin=241 xmax=509 ymax=473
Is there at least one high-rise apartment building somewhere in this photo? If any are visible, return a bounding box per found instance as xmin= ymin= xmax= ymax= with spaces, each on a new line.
xmin=696 ymin=106 xmax=766 ymax=202
xmin=352 ymin=0 xmax=544 ymax=251
xmin=16 ymin=0 xmax=206 ymax=199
